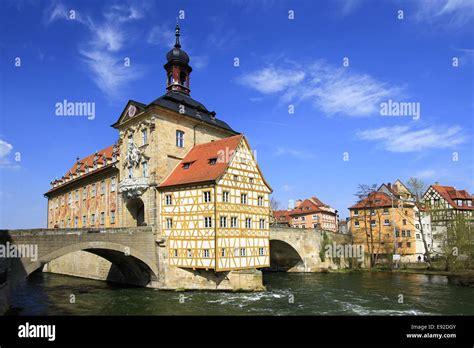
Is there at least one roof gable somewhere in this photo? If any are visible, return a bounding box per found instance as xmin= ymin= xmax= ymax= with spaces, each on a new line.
xmin=428 ymin=185 xmax=474 ymax=210
xmin=112 ymin=100 xmax=147 ymax=128
xmin=216 ymin=136 xmax=272 ymax=192
xmin=158 ymin=135 xmax=244 ymax=188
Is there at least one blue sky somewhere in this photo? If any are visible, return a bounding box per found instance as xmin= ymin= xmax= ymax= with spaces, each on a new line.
xmin=0 ymin=0 xmax=473 ymax=228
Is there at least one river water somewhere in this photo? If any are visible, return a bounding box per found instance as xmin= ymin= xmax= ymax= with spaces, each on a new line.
xmin=7 ymin=271 xmax=474 ymax=315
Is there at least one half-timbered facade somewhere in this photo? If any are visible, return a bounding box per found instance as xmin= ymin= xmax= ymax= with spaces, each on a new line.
xmin=423 ymin=184 xmax=474 ymax=254
xmin=159 ymin=135 xmax=272 ymax=271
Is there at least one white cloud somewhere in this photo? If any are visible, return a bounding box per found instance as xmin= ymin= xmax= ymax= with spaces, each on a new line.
xmin=274 ymin=146 xmax=315 ymax=159
xmin=47 ymin=3 xmax=68 ymax=23
xmin=238 ymin=67 xmax=305 ymax=94
xmin=338 ymin=0 xmax=363 ymax=16
xmin=147 ymin=25 xmax=174 ymax=46
xmin=238 ymin=61 xmax=402 ymax=117
xmin=79 ymin=49 xmax=140 ymax=99
xmin=45 ymin=3 xmax=145 ymax=101
xmin=0 ymin=139 xmax=13 ymax=158
xmin=104 ymin=4 xmax=144 ymax=23
xmin=0 ymin=139 xmax=19 ymax=169
xmin=356 ymin=125 xmax=468 ymax=153
xmin=415 ymin=0 xmax=474 ymax=28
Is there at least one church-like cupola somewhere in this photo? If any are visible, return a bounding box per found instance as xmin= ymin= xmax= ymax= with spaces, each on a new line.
xmin=164 ymin=23 xmax=192 ymax=95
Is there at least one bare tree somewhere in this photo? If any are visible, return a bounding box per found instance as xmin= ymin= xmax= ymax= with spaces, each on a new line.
xmin=354 ymin=184 xmax=378 ymax=268
xmin=270 ymin=196 xmax=281 ymax=212
xmin=406 ymin=177 xmax=432 ymax=268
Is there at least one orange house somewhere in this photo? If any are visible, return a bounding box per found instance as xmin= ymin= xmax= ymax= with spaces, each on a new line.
xmin=273 ymin=196 xmax=338 ymax=232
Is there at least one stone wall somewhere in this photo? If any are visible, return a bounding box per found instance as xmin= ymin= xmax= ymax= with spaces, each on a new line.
xmin=0 ymin=256 xmax=10 ymax=315
xmin=269 ymin=227 xmax=353 ymax=272
xmin=43 ymin=251 xmax=124 ymax=283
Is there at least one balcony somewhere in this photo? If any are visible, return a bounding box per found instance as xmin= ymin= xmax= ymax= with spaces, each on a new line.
xmin=119 ymin=177 xmax=149 ymax=199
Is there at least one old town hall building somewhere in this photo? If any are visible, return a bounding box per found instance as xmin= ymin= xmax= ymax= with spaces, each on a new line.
xmin=45 ymin=25 xmax=272 ymax=272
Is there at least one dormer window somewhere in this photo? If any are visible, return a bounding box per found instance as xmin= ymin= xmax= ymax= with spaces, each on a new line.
xmin=209 ymin=158 xmax=217 ymax=165
xmin=183 ymin=162 xmax=192 ymax=169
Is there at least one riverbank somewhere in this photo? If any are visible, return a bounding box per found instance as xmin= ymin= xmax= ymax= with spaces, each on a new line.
xmin=328 ymin=267 xmax=474 ymax=287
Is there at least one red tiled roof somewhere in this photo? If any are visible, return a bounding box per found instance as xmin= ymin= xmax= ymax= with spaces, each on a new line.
xmin=273 ymin=210 xmax=292 ymax=223
xmin=291 ymin=196 xmax=336 ymax=216
xmin=159 ymin=134 xmax=244 ymax=188
xmin=291 ymin=199 xmax=327 ymax=216
xmin=66 ymin=145 xmax=115 ymax=175
xmin=349 ymin=191 xmax=395 ymax=209
xmin=431 ymin=185 xmax=474 ymax=210
xmin=46 ymin=145 xmax=117 ymax=195
xmin=272 ymin=196 xmax=336 ymax=220
xmin=309 ymin=196 xmax=325 ymax=206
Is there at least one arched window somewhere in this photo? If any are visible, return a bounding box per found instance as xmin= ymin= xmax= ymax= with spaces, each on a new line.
xmin=180 ymin=72 xmax=186 ymax=86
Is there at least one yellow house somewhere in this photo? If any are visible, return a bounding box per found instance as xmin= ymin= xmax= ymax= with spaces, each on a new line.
xmin=349 ymin=184 xmax=420 ymax=263
xmin=159 ymin=134 xmax=272 ymax=271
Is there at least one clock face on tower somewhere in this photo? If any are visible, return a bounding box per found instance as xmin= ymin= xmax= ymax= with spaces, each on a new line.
xmin=128 ymin=105 xmax=137 ymax=117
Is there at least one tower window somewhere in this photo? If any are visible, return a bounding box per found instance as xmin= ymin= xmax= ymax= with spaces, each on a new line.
xmin=176 ymin=130 xmax=184 ymax=147
xmin=180 ymin=71 xmax=186 ymax=86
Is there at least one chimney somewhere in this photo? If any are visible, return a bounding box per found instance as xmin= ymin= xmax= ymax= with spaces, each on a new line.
xmin=295 ymin=199 xmax=303 ymax=207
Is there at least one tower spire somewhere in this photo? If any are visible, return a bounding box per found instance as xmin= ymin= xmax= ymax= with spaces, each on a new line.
xmin=164 ymin=22 xmax=192 ymax=94
xmin=174 ymin=21 xmax=181 ymax=49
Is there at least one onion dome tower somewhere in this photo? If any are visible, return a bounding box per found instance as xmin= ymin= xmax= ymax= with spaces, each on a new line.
xmin=164 ymin=23 xmax=192 ymax=94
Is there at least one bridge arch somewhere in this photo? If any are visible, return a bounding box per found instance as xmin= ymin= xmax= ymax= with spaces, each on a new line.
xmin=268 ymin=239 xmax=305 ymax=272
xmin=17 ymin=241 xmax=158 ymax=287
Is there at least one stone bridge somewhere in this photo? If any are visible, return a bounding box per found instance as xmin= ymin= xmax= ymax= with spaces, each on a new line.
xmin=0 ymin=226 xmax=353 ymax=313
xmin=0 ymin=227 xmax=159 ymax=290
xmin=269 ymin=227 xmax=351 ymax=272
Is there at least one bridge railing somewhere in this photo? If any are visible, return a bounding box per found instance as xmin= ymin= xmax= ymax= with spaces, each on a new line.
xmin=0 ymin=226 xmax=154 ymax=237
